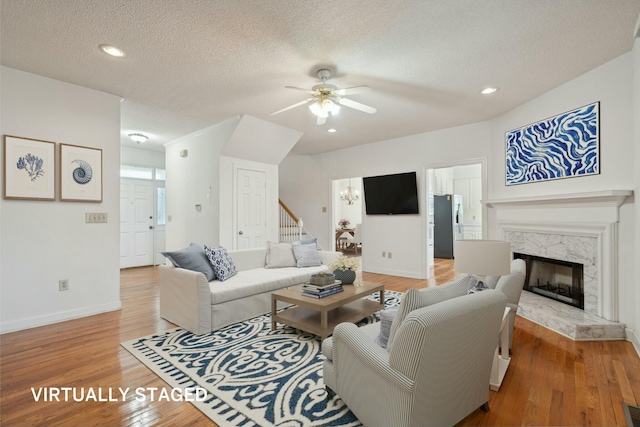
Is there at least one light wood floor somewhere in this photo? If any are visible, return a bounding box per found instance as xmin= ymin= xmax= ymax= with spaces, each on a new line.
xmin=1 ymin=260 xmax=639 ymax=426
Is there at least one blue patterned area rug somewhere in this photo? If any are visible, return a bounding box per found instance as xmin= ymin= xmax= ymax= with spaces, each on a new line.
xmin=121 ymin=290 xmax=403 ymax=427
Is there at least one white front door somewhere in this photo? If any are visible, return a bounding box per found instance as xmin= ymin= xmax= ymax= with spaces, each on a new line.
xmin=236 ymin=168 xmax=267 ymax=249
xmin=120 ymin=179 xmax=154 ymax=268
xmin=154 ymin=183 xmax=166 ymax=265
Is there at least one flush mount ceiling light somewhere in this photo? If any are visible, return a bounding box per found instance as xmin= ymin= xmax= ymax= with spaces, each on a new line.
xmin=128 ymin=133 xmax=149 ymax=144
xmin=327 ymin=128 xmax=337 ymax=133
xmin=480 ymin=87 xmax=499 ymax=95
xmin=99 ymin=44 xmax=125 ymax=57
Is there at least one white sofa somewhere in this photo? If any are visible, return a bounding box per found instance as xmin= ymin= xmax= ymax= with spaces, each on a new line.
xmin=159 ymin=247 xmax=341 ymax=335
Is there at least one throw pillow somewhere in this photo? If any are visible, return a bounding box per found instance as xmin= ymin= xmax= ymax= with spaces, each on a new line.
xmin=161 ymin=243 xmax=216 ymax=281
xmin=265 ymin=242 xmax=297 ymax=268
xmin=204 ymin=245 xmax=237 ymax=281
xmin=292 ymin=242 xmax=322 ymax=268
xmin=374 ymin=308 xmax=397 ymax=349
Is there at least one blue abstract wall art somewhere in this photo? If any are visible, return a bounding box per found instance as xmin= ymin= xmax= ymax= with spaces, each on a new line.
xmin=505 ymin=102 xmax=599 ymax=186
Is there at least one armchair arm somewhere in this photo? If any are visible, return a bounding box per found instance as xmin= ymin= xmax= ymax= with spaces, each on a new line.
xmin=333 ymin=323 xmax=414 ymax=393
xmin=159 ymin=265 xmax=212 ymax=334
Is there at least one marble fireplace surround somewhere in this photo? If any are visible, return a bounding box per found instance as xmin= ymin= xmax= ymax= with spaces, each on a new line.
xmin=485 ymin=190 xmax=632 ymax=341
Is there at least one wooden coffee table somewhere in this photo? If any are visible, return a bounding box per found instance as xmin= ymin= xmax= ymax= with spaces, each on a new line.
xmin=271 ymin=281 xmax=385 ymax=341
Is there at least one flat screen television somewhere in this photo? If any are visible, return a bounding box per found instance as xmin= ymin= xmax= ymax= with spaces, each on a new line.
xmin=363 ymin=171 xmax=419 ymax=215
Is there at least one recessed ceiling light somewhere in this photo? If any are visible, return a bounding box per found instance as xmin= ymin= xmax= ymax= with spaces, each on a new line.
xmin=480 ymin=87 xmax=499 ymax=95
xmin=327 ymin=128 xmax=337 ymax=133
xmin=128 ymin=133 xmax=149 ymax=144
xmin=99 ymin=44 xmax=125 ymax=57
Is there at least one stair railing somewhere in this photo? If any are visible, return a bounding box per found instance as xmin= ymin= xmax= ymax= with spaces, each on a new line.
xmin=279 ymin=199 xmax=314 ymax=243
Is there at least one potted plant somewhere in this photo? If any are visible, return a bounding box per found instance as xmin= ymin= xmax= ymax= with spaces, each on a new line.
xmin=328 ymin=255 xmax=360 ymax=284
xmin=338 ymin=218 xmax=351 ymax=229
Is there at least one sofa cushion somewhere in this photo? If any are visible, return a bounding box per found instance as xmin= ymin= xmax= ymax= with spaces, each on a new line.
xmin=161 ymin=243 xmax=216 ymax=281
xmin=265 ymin=242 xmax=297 ymax=268
xmin=292 ymin=242 xmax=322 ymax=267
xmin=208 ymin=265 xmax=331 ymax=305
xmin=204 ymin=245 xmax=237 ymax=281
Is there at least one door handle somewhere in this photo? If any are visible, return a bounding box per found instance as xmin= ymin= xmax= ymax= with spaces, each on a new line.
xmin=149 ymin=226 xmax=154 ymax=230
xmin=238 ymin=230 xmax=244 ymax=235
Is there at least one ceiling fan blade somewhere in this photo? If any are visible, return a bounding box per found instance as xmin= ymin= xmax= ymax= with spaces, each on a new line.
xmin=285 ymin=86 xmax=316 ymax=94
xmin=334 ymin=85 xmax=372 ymax=96
xmin=270 ymin=98 xmax=314 ymax=115
xmin=336 ymin=97 xmax=377 ymax=114
xmin=316 ymin=115 xmax=327 ymax=126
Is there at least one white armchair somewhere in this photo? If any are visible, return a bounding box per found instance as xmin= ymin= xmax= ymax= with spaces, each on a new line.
xmin=485 ymin=258 xmax=526 ymax=354
xmin=323 ymin=290 xmax=507 ymax=427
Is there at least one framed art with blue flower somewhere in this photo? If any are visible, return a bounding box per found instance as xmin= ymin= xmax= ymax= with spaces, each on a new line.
xmin=505 ymin=102 xmax=600 ymax=186
xmin=3 ymin=135 xmax=56 ymax=200
xmin=60 ymin=143 xmax=103 ymax=202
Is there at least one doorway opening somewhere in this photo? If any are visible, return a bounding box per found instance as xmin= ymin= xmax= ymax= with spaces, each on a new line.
xmin=331 ymin=177 xmax=363 ymax=253
xmin=425 ymin=161 xmax=485 ymax=270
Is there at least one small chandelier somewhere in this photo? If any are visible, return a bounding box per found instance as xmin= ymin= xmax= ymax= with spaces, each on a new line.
xmin=340 ymin=179 xmax=360 ymax=205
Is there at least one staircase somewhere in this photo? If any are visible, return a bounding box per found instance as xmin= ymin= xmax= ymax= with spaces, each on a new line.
xmin=279 ymin=199 xmax=314 ymax=243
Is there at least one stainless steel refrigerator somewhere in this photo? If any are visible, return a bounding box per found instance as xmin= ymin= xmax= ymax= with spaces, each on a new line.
xmin=433 ymin=194 xmax=463 ymax=259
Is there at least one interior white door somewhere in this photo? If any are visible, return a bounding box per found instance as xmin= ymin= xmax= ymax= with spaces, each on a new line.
xmin=236 ymin=168 xmax=267 ymax=249
xmin=154 ymin=184 xmax=166 ymax=265
xmin=120 ymin=179 xmax=154 ymax=268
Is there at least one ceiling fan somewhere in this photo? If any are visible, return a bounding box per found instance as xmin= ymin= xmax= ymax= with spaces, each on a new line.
xmin=271 ymin=69 xmax=377 ymax=125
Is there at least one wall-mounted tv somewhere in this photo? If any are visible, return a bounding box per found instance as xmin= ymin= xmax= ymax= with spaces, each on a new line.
xmin=363 ymin=171 xmax=419 ymax=215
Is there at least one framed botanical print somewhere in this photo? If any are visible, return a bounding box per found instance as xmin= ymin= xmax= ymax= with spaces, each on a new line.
xmin=59 ymin=143 xmax=103 ymax=202
xmin=3 ymin=135 xmax=56 ymax=200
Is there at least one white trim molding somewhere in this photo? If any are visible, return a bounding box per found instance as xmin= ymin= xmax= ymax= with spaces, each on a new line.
xmin=487 ymin=190 xmax=633 ymax=323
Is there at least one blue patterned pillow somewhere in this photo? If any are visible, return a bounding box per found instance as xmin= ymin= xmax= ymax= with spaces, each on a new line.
xmin=204 ymin=245 xmax=237 ymax=282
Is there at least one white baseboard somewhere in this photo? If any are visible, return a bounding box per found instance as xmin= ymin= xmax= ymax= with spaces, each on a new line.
xmin=626 ymin=327 xmax=640 ymax=358
xmin=363 ymin=267 xmax=424 ymax=279
xmin=0 ymin=301 xmax=122 ymax=334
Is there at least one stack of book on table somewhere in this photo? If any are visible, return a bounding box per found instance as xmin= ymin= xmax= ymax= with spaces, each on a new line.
xmin=302 ymin=280 xmax=343 ymax=298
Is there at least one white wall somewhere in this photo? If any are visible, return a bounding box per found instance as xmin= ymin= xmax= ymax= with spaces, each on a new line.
xmin=280 ymin=122 xmax=492 ymax=278
xmin=164 ymin=118 xmax=239 ymax=250
xmin=121 ymin=146 xmax=165 ymax=170
xmin=279 ymin=49 xmax=639 ymax=340
xmin=0 ymin=67 xmax=121 ymax=333
xmin=631 ymin=24 xmax=640 ymax=351
xmin=279 ymin=153 xmax=332 ymax=250
xmin=486 ymin=53 xmax=637 ymax=336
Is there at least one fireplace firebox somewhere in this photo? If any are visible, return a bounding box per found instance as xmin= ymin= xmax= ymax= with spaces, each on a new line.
xmin=514 ymin=252 xmax=584 ymax=310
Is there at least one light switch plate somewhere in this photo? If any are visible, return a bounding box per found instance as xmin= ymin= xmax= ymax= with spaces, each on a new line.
xmin=85 ymin=213 xmax=108 ymax=223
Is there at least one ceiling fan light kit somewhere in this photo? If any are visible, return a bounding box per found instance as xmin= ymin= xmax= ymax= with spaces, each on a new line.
xmin=271 ymin=69 xmax=376 ymax=125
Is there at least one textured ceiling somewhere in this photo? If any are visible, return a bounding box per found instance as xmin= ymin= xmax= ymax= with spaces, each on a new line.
xmin=1 ymin=0 xmax=639 ymax=155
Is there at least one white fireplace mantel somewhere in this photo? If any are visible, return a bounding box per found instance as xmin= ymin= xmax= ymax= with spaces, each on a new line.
xmin=485 ymin=190 xmax=633 ymax=324
xmin=484 ymin=190 xmax=632 ymax=209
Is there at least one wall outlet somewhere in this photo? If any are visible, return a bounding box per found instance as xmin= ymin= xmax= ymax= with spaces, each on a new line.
xmin=59 ymin=279 xmax=69 ymax=291
xmin=388 ymin=252 xmax=393 ymax=259
xmin=85 ymin=213 xmax=108 ymax=223
xmin=382 ymin=251 xmax=386 ymax=257
xmin=322 ymin=207 xmax=327 ymax=213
